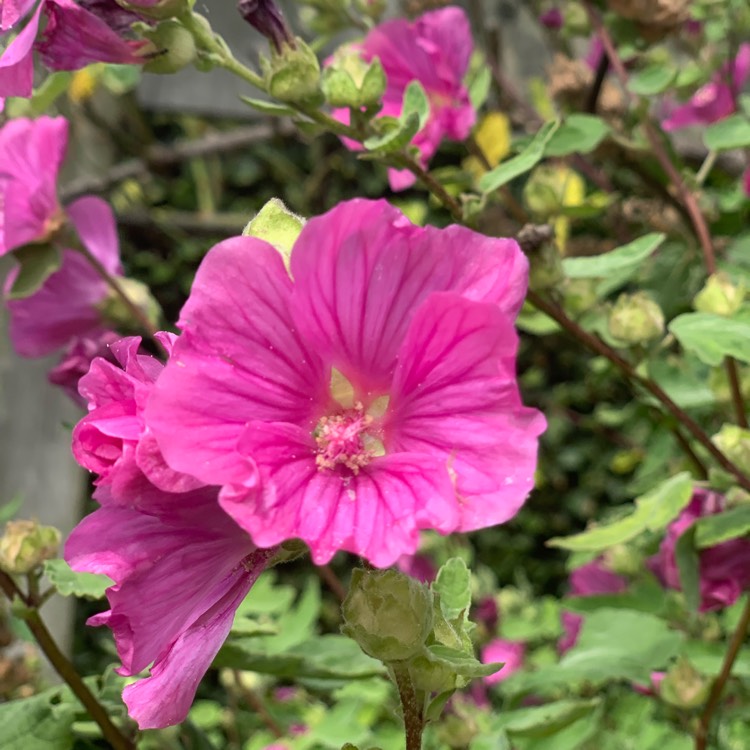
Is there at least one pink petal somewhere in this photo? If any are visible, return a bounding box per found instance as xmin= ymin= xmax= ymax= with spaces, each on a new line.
xmin=37 ymin=0 xmax=145 ymax=70
xmin=66 ymin=195 xmax=122 ymax=275
xmin=5 ymin=248 xmax=108 ymax=356
xmin=482 ymin=638 xmax=525 ymax=684
xmin=225 ymin=421 xmax=457 ymax=567
xmin=289 ymin=199 xmax=529 ymax=393
xmin=1 ymin=0 xmax=38 ymax=30
xmin=0 ymin=114 xmax=66 ymax=253
xmin=732 ymin=43 xmax=750 ymax=89
xmin=146 ymin=237 xmax=328 ymax=487
xmin=0 ymin=3 xmax=40 ymax=98
xmin=387 ymin=293 xmax=546 ymax=531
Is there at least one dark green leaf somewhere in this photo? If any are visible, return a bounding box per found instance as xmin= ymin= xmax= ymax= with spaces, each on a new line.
xmin=0 ymin=692 xmax=76 ymax=750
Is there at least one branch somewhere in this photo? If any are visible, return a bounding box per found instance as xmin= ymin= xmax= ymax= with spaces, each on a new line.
xmin=0 ymin=571 xmax=135 ymax=750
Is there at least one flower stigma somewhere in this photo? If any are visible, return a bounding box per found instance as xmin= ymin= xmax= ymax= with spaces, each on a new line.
xmin=314 ymin=402 xmax=384 ymax=476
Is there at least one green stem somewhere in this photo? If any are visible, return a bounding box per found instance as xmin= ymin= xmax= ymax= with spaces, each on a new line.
xmin=393 ymin=664 xmax=424 ymax=750
xmin=696 ymin=596 xmax=750 ymax=750
xmin=0 ymin=571 xmax=135 ymax=750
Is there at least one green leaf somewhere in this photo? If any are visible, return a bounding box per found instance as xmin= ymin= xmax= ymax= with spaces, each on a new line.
xmin=0 ymin=692 xmax=76 ymax=750
xmin=363 ymin=113 xmax=421 ymax=152
xmin=240 ymin=95 xmax=296 ymax=117
xmin=704 ymin=114 xmax=750 ymax=151
xmin=433 ymin=557 xmax=471 ymax=621
xmin=500 ymin=699 xmax=600 ymax=738
xmin=675 ymin=526 xmax=701 ymax=612
xmin=548 ymin=473 xmax=693 ymax=551
xmin=562 ymin=232 xmax=665 ymax=280
xmin=401 ymin=80 xmax=430 ymax=132
xmin=693 ymin=504 xmax=750 ymax=548
xmin=0 ymin=495 xmax=23 ymax=524
xmin=544 ymin=114 xmax=610 ymax=157
xmin=6 ymin=244 xmax=61 ymax=300
xmin=560 ymin=609 xmax=682 ymax=682
xmin=467 ymin=64 xmax=492 ymax=111
xmin=669 ymin=312 xmax=750 ymax=366
xmin=479 ymin=120 xmax=560 ymax=194
xmin=627 ymin=65 xmax=677 ymax=96
xmin=425 ymin=690 xmax=455 ymax=722
xmin=43 ymin=559 xmax=112 ymax=599
xmin=425 ymin=644 xmax=501 ymax=678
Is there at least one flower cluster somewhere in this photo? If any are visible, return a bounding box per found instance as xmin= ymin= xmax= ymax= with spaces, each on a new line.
xmin=0 ymin=116 xmax=125 ymax=401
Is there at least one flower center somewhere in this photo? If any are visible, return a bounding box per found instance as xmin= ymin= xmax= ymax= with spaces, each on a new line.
xmin=314 ymin=403 xmax=382 ymax=476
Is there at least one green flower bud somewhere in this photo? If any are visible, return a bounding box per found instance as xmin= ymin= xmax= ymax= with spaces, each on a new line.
xmin=243 ymin=198 xmax=305 ymax=272
xmin=141 ymin=21 xmax=197 ymax=75
xmin=660 ymin=657 xmax=709 ymax=709
xmin=322 ymin=46 xmax=386 ymax=108
xmin=562 ymin=277 xmax=598 ymax=316
xmin=0 ymin=520 xmax=61 ymax=575
xmin=262 ymin=38 xmax=321 ymax=104
xmin=563 ymin=2 xmax=589 ymax=34
xmin=98 ymin=277 xmax=162 ymax=332
xmin=341 ymin=568 xmax=433 ymax=663
xmin=693 ymin=272 xmax=745 ymax=316
xmin=408 ymin=651 xmax=460 ymax=693
xmin=608 ymin=292 xmax=664 ymax=344
xmin=528 ymin=239 xmax=565 ymax=292
xmin=713 ymin=425 xmax=750 ymax=474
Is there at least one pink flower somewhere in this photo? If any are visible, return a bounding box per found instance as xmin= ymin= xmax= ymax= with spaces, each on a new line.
xmin=65 ymin=487 xmax=277 ymax=728
xmin=743 ymin=166 xmax=750 ymax=197
xmin=72 ymin=334 xmax=202 ymax=502
xmin=330 ymin=7 xmax=475 ymax=191
xmin=146 ymin=199 xmax=544 ymax=567
xmin=482 ymin=638 xmax=525 ymax=685
xmin=396 ymin=550 xmax=437 ymax=583
xmin=0 ymin=116 xmax=67 ymax=256
xmin=539 ymin=7 xmax=563 ymax=29
xmin=5 ymin=195 xmax=123 ymax=355
xmin=649 ymin=489 xmax=750 ymax=611
xmin=48 ymin=329 xmax=121 ymax=406
xmin=1 ymin=0 xmax=37 ymax=30
xmin=0 ymin=0 xmax=145 ymax=104
xmin=662 ymin=44 xmax=750 ymax=131
xmin=559 ymin=559 xmax=627 ymax=653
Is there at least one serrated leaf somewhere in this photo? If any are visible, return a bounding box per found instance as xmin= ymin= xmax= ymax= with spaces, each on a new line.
xmin=562 ymin=232 xmax=665 ymax=280
xmin=43 ymin=559 xmax=112 ymax=599
xmin=7 ymin=244 xmax=61 ymax=300
xmin=675 ymin=526 xmax=701 ymax=612
xmin=669 ymin=312 xmax=750 ymax=366
xmin=548 ymin=473 xmax=693 ymax=552
xmin=479 ymin=120 xmax=560 ymax=193
xmin=433 ymin=557 xmax=471 ymax=621
xmin=544 ymin=114 xmax=610 ymax=157
xmin=704 ymin=114 xmax=750 ymax=151
xmin=693 ymin=504 xmax=750 ymax=548
xmin=0 ymin=692 xmax=76 ymax=750
xmin=240 ymin=95 xmax=296 ymax=117
xmin=628 ymin=65 xmax=677 ymax=96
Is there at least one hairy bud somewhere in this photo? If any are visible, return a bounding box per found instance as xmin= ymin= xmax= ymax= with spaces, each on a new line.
xmin=694 ymin=272 xmax=745 ymax=316
xmin=608 ymin=292 xmax=664 ymax=344
xmin=0 ymin=520 xmax=61 ymax=575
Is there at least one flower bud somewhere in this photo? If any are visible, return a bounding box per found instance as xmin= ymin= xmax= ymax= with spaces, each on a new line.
xmin=562 ymin=277 xmax=598 ymax=316
xmin=341 ymin=568 xmax=433 ymax=663
xmin=237 ymin=0 xmax=295 ymax=54
xmin=243 ymin=198 xmax=305 ymax=271
xmin=142 ymin=20 xmax=197 ymax=74
xmin=659 ymin=657 xmax=709 ymax=709
xmin=261 ymin=38 xmax=321 ymax=103
xmin=353 ymin=0 xmax=386 ymax=21
xmin=713 ymin=425 xmax=750 ymax=475
xmin=322 ymin=46 xmax=386 ymax=109
xmin=0 ymin=520 xmax=61 ymax=575
xmin=98 ymin=278 xmax=162 ymax=332
xmin=528 ymin=239 xmax=565 ymax=292
xmin=693 ymin=272 xmax=745 ymax=317
xmin=608 ymin=292 xmax=664 ymax=344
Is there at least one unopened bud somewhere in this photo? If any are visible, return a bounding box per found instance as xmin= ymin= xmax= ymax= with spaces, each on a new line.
xmin=528 ymin=239 xmax=565 ymax=292
xmin=322 ymin=46 xmax=386 ymax=108
xmin=0 ymin=520 xmax=60 ymax=575
xmin=694 ymin=272 xmax=745 ymax=317
xmin=238 ymin=0 xmax=294 ymax=54
xmin=562 ymin=277 xmax=598 ymax=316
xmin=98 ymin=277 xmax=162 ymax=332
xmin=261 ymin=38 xmax=321 ymax=103
xmin=142 ymin=20 xmax=197 ymax=74
xmin=713 ymin=425 xmax=750 ymax=474
xmin=115 ymin=0 xmax=188 ymax=20
xmin=608 ymin=292 xmax=664 ymax=344
xmin=660 ymin=657 xmax=709 ymax=709
xmin=243 ymin=198 xmax=305 ymax=271
xmin=342 ymin=568 xmax=433 ymax=663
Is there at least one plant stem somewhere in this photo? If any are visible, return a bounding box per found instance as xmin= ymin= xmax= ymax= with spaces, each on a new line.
xmin=583 ymin=1 xmax=748 ymax=431
xmin=696 ymin=596 xmax=750 ymax=750
xmin=526 ymin=290 xmax=750 ymax=492
xmin=0 ymin=571 xmax=135 ymax=750
xmin=316 ymin=564 xmax=347 ymax=603
xmin=391 ymin=153 xmax=464 ymax=222
xmin=393 ymin=664 xmax=424 ymax=750
xmin=231 ymin=671 xmax=285 ymax=738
